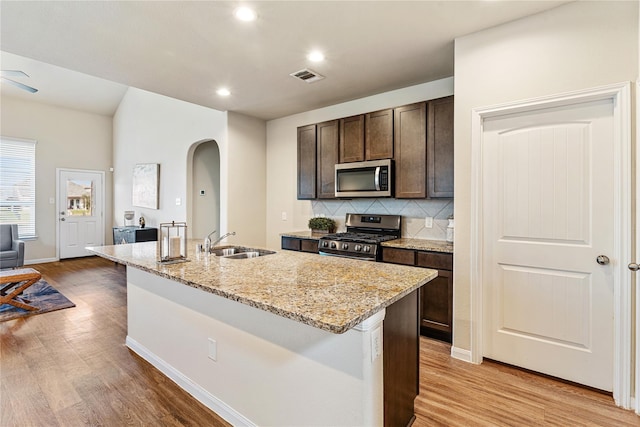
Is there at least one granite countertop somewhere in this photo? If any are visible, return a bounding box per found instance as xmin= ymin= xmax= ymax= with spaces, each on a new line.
xmin=280 ymin=230 xmax=330 ymax=239
xmin=381 ymin=238 xmax=454 ymax=254
xmin=282 ymin=231 xmax=454 ymax=254
xmin=87 ymin=241 xmax=437 ymax=334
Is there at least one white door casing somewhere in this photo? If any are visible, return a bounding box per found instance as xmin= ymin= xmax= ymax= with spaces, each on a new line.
xmin=57 ymin=169 xmax=105 ymax=259
xmin=469 ymin=83 xmax=632 ymax=406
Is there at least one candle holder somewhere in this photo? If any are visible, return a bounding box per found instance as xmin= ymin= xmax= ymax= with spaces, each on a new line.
xmin=158 ymin=221 xmax=188 ymax=264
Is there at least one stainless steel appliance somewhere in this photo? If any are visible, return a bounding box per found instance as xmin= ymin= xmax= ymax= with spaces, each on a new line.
xmin=318 ymin=213 xmax=401 ymax=261
xmin=334 ymin=159 xmax=392 ymax=198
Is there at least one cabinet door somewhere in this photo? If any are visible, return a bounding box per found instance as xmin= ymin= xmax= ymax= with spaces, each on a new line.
xmin=300 ymin=239 xmax=319 ymax=253
xmin=365 ymin=108 xmax=393 ymax=160
xmin=316 ymin=120 xmax=340 ymax=199
xmin=281 ymin=237 xmax=302 ymax=251
xmin=394 ymin=102 xmax=427 ymax=198
xmin=427 ymin=96 xmax=454 ymax=198
xmin=297 ymin=125 xmax=317 ymax=200
xmin=339 ymin=115 xmax=365 ymax=163
xmin=420 ymin=269 xmax=453 ymax=342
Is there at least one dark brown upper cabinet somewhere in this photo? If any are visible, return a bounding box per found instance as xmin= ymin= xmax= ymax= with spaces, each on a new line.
xmin=427 ymin=96 xmax=454 ymax=198
xmin=339 ymin=110 xmax=394 ymax=164
xmin=394 ymin=102 xmax=427 ymax=198
xmin=339 ymin=115 xmax=365 ymax=163
xmin=316 ymin=119 xmax=340 ymax=199
xmin=365 ymin=108 xmax=394 ymax=160
xmin=297 ymin=124 xmax=316 ymax=200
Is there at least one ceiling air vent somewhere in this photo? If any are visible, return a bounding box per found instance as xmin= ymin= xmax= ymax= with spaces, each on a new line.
xmin=290 ymin=68 xmax=325 ymax=83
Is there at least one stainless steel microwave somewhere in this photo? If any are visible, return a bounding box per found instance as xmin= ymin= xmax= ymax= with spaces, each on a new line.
xmin=335 ymin=159 xmax=393 ymax=198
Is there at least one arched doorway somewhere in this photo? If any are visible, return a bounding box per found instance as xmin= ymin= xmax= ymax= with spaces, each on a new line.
xmin=187 ymin=139 xmax=220 ymax=240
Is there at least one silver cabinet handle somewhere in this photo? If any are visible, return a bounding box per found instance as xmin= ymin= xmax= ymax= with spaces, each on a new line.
xmin=596 ymin=255 xmax=610 ymax=265
xmin=629 ymin=263 xmax=640 ymax=272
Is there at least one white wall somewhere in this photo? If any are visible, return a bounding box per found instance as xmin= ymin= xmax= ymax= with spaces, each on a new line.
xmin=0 ymin=96 xmax=113 ymax=262
xmin=227 ymin=112 xmax=267 ymax=247
xmin=113 ymin=88 xmax=227 ymax=236
xmin=265 ymin=77 xmax=454 ymax=249
xmin=113 ymin=89 xmax=267 ymax=248
xmin=191 ymin=141 xmax=220 ymax=240
xmin=453 ymin=1 xmax=639 ymax=350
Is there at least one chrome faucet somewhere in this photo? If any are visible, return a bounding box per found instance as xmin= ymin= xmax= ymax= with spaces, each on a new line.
xmin=211 ymin=231 xmax=236 ymax=248
xmin=204 ymin=230 xmax=217 ymax=253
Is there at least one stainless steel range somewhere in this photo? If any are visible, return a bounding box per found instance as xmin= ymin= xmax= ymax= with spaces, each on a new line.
xmin=318 ymin=213 xmax=401 ymax=261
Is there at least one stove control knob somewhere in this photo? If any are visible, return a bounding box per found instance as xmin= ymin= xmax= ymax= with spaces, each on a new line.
xmin=321 ymin=241 xmax=328 ymax=248
xmin=330 ymin=242 xmax=337 ymax=249
xmin=354 ymin=244 xmax=362 ymax=251
xmin=363 ymin=245 xmax=371 ymax=253
xmin=342 ymin=243 xmax=349 ymax=250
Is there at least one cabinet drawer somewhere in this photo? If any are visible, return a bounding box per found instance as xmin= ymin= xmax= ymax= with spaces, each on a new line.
xmin=382 ymin=248 xmax=415 ymax=266
xmin=416 ymin=251 xmax=452 ymax=271
xmin=300 ymin=239 xmax=319 ymax=253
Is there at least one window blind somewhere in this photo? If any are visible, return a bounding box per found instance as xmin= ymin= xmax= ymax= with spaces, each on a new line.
xmin=0 ymin=137 xmax=36 ymax=238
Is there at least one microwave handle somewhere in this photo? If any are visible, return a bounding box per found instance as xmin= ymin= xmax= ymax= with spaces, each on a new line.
xmin=374 ymin=166 xmax=381 ymax=191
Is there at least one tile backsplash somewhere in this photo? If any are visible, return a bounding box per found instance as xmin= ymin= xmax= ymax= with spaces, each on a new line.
xmin=311 ymin=199 xmax=453 ymax=241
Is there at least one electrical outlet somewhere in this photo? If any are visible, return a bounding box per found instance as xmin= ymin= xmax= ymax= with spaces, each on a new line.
xmin=208 ymin=338 xmax=217 ymax=361
xmin=371 ymin=327 xmax=382 ymax=362
xmin=175 ymin=197 xmax=181 ymax=206
xmin=281 ymin=211 xmax=287 ymax=221
xmin=424 ymin=217 xmax=433 ymax=228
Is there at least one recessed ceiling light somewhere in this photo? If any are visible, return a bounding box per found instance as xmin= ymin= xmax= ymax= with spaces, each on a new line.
xmin=307 ymin=51 xmax=325 ymax=62
xmin=234 ymin=6 xmax=257 ymax=22
xmin=216 ymin=88 xmax=231 ymax=97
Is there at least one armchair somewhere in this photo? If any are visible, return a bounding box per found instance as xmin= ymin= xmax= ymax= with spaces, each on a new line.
xmin=0 ymin=224 xmax=25 ymax=269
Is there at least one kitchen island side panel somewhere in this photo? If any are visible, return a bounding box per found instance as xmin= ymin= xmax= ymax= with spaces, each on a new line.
xmin=126 ymin=266 xmax=385 ymax=427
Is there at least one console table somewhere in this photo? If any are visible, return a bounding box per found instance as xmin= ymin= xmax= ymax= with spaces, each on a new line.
xmin=112 ymin=226 xmax=158 ymax=245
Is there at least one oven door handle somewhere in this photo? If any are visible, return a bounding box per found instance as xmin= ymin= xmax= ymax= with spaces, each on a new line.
xmin=374 ymin=166 xmax=381 ymax=191
xmin=319 ymin=251 xmax=376 ymax=261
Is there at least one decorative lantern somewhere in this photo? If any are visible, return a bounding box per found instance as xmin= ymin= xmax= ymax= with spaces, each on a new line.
xmin=158 ymin=221 xmax=188 ymax=263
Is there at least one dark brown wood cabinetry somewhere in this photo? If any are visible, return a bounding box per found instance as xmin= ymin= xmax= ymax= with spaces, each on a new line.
xmin=339 ymin=115 xmax=365 ymax=163
xmin=281 ymin=236 xmax=319 ymax=254
xmin=394 ymin=102 xmax=427 ymax=198
xmin=296 ymin=96 xmax=453 ymax=200
xmin=427 ymin=96 xmax=454 ymax=198
xmin=366 ymin=108 xmax=394 ymax=160
xmin=316 ymin=120 xmax=340 ymax=199
xmin=382 ymin=246 xmax=453 ymax=343
xmin=297 ymin=124 xmax=316 ymax=200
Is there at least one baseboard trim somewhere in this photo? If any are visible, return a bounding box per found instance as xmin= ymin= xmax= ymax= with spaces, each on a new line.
xmin=25 ymin=257 xmax=58 ymax=265
xmin=125 ymin=336 xmax=256 ymax=427
xmin=451 ymin=346 xmax=474 ymax=363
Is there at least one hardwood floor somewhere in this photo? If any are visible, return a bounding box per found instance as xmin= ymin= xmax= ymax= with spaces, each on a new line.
xmin=0 ymin=257 xmax=230 ymax=427
xmin=1 ymin=257 xmax=638 ymax=426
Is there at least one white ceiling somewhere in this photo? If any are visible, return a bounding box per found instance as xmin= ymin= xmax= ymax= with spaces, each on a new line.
xmin=0 ymin=1 xmax=569 ymax=120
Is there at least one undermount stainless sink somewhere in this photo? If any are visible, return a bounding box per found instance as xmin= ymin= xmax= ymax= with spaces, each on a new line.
xmin=210 ymin=245 xmax=275 ymax=259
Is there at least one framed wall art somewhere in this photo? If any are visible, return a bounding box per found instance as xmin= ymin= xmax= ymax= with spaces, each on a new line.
xmin=132 ymin=163 xmax=159 ymax=209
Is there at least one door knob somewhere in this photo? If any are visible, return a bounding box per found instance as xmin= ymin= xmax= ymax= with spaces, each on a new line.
xmin=60 ymin=218 xmax=66 ymax=222
xmin=629 ymin=263 xmax=640 ymax=272
xmin=596 ymin=255 xmax=610 ymax=265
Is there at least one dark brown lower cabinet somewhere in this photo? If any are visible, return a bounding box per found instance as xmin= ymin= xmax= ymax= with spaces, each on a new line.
xmin=383 ymin=289 xmax=419 ymax=427
xmin=382 ymin=247 xmax=453 ymax=343
xmin=281 ymin=236 xmax=319 ymax=253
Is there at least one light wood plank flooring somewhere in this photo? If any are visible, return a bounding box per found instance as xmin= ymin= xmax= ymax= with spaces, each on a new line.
xmin=2 ymin=257 xmax=638 ymax=426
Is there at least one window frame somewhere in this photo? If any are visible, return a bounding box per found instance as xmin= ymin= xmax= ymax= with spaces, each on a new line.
xmin=0 ymin=136 xmax=37 ymax=239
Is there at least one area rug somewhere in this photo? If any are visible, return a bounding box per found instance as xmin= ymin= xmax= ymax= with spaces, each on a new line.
xmin=0 ymin=279 xmax=75 ymax=322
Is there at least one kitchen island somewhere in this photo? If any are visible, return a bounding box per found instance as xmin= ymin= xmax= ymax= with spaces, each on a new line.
xmin=88 ymin=241 xmax=437 ymax=427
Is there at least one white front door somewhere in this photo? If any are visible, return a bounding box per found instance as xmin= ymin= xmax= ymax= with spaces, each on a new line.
xmin=58 ymin=169 xmax=104 ymax=259
xmin=482 ymin=98 xmax=615 ymax=391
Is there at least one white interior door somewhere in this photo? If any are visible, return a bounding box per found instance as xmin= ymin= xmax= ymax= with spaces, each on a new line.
xmin=58 ymin=169 xmax=104 ymax=259
xmin=482 ymin=99 xmax=615 ymax=391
